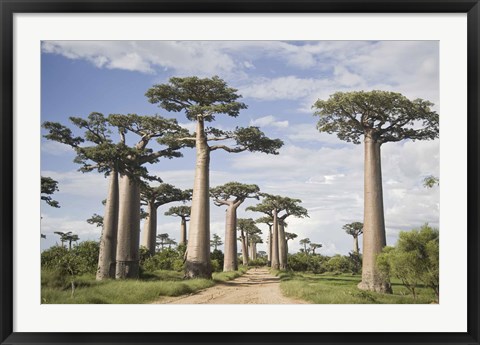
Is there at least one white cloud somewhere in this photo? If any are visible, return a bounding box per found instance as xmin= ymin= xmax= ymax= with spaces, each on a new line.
xmin=250 ymin=115 xmax=289 ymax=128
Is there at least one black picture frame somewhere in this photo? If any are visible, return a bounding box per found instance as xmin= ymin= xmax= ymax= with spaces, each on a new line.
xmin=1 ymin=1 xmax=479 ymax=344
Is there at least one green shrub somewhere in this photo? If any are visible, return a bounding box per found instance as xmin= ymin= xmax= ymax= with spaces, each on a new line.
xmin=141 ymin=248 xmax=184 ymax=272
xmin=249 ymin=258 xmax=268 ymax=267
xmin=377 ymin=224 xmax=439 ymax=300
xmin=210 ymin=249 xmax=224 ymax=270
xmin=287 ymin=253 xmax=328 ymax=273
xmin=326 ymin=255 xmax=352 ymax=273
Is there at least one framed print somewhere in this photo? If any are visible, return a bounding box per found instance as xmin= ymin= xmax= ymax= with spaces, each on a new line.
xmin=1 ymin=1 xmax=479 ymax=344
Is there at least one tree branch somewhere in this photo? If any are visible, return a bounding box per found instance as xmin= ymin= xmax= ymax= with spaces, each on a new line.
xmin=209 ymin=145 xmax=246 ymax=153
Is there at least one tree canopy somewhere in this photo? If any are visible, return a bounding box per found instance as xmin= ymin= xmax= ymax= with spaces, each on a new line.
xmin=343 ymin=222 xmax=364 ymax=237
xmin=145 ymin=76 xmax=247 ymax=122
xmin=313 ymin=90 xmax=439 ymax=144
xmin=210 ymin=182 xmax=260 ymax=207
xmin=41 ymin=176 xmax=60 ymax=208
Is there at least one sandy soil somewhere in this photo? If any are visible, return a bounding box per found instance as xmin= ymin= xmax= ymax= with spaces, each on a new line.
xmin=153 ymin=267 xmax=307 ymax=304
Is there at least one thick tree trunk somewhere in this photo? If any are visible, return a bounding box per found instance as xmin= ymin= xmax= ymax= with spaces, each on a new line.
xmin=267 ymin=227 xmax=272 ymax=266
xmin=278 ymin=222 xmax=287 ymax=269
xmin=252 ymin=244 xmax=257 ymax=260
xmin=223 ymin=206 xmax=238 ymax=271
xmin=141 ymin=202 xmax=157 ymax=256
xmin=240 ymin=229 xmax=248 ymax=265
xmin=271 ymin=210 xmax=280 ymax=269
xmin=116 ymin=174 xmax=141 ymax=279
xmin=354 ymin=235 xmax=359 ymax=255
xmin=185 ymin=117 xmax=212 ymax=279
xmin=96 ymin=169 xmax=119 ymax=280
xmin=358 ymin=135 xmax=392 ymax=293
xmin=179 ymin=217 xmax=187 ymax=245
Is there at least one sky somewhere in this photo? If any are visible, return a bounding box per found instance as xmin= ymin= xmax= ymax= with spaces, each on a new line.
xmin=40 ymin=40 xmax=439 ymax=255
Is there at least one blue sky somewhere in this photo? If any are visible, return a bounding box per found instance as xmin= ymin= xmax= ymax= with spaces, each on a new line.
xmin=40 ymin=40 xmax=439 ymax=255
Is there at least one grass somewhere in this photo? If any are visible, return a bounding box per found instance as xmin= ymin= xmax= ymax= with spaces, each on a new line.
xmin=41 ymin=267 xmax=247 ymax=304
xmin=275 ymin=271 xmax=437 ymax=304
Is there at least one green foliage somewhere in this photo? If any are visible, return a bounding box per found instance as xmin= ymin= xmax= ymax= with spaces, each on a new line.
xmin=141 ymin=183 xmax=191 ymax=207
xmin=41 ymin=176 xmax=60 ymax=208
xmin=86 ymin=213 xmax=103 ymax=227
xmin=210 ymin=249 xmax=224 ymax=271
xmin=164 ymin=205 xmax=191 ymax=218
xmin=326 ymin=255 xmax=352 ymax=274
xmin=210 ymin=234 xmax=223 ymax=251
xmin=142 ymin=248 xmax=185 ymax=272
xmin=145 ymin=76 xmax=248 ymax=122
xmin=210 ymin=182 xmax=260 ymax=205
xmin=42 ymin=241 xmax=100 ymax=277
xmin=377 ymin=224 xmax=439 ymax=300
xmin=313 ymin=90 xmax=439 ymax=144
xmin=343 ymin=222 xmax=363 ymax=237
xmin=423 ymin=175 xmax=439 ymax=188
xmin=287 ymin=252 xmax=328 ymax=273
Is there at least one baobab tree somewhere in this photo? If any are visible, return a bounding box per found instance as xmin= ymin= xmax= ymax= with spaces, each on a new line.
xmin=210 ymin=182 xmax=260 ymax=271
xmin=156 ymin=233 xmax=170 ymax=251
xmin=249 ymin=233 xmax=263 ymax=260
xmin=140 ymin=184 xmax=191 ymax=255
xmin=309 ymin=242 xmax=322 ymax=255
xmin=248 ymin=194 xmax=308 ymax=269
xmin=44 ymin=112 xmax=189 ymax=279
xmin=313 ymin=90 xmax=438 ymax=293
xmin=107 ymin=114 xmax=190 ymax=279
xmin=237 ymin=218 xmax=260 ymax=266
xmin=146 ymin=76 xmax=283 ymax=278
xmin=210 ymin=233 xmax=223 ymax=251
xmin=256 ymin=216 xmax=273 ymax=264
xmin=54 ymin=231 xmax=71 ymax=248
xmin=164 ymin=206 xmax=191 ymax=245
xmin=285 ymin=231 xmax=298 ymax=255
xmin=41 ymin=176 xmax=60 ymax=208
xmin=343 ymin=222 xmax=364 ymax=255
xmin=299 ymin=238 xmax=311 ymax=254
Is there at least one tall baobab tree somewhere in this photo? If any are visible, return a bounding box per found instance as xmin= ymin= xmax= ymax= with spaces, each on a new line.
xmin=44 ymin=113 xmax=188 ymax=279
xmin=54 ymin=231 xmax=71 ymax=248
xmin=249 ymin=233 xmax=263 ymax=260
xmin=248 ymin=194 xmax=308 ymax=269
xmin=309 ymin=242 xmax=322 ymax=255
xmin=299 ymin=238 xmax=311 ymax=254
xmin=156 ymin=233 xmax=170 ymax=251
xmin=41 ymin=176 xmax=60 ymax=208
xmin=313 ymin=90 xmax=438 ymax=293
xmin=210 ymin=233 xmax=223 ymax=251
xmin=140 ymin=184 xmax=191 ymax=255
xmin=256 ymin=216 xmax=273 ymax=264
xmin=210 ymin=182 xmax=260 ymax=271
xmin=107 ymin=114 xmax=189 ymax=279
xmin=343 ymin=222 xmax=364 ymax=255
xmin=146 ymin=76 xmax=283 ymax=278
xmin=285 ymin=231 xmax=298 ymax=255
xmin=237 ymin=218 xmax=260 ymax=266
xmin=164 ymin=206 xmax=191 ymax=245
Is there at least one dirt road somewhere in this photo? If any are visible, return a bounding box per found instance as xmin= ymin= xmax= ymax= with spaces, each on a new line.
xmin=154 ymin=267 xmax=307 ymax=304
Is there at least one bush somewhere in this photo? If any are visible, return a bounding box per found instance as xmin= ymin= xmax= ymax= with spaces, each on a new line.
xmin=326 ymin=255 xmax=352 ymax=274
xmin=41 ymin=241 xmax=99 ymax=275
xmin=249 ymin=258 xmax=268 ymax=267
xmin=210 ymin=249 xmax=224 ymax=271
xmin=377 ymin=224 xmax=439 ymax=300
xmin=141 ymin=248 xmax=184 ymax=272
xmin=287 ymin=253 xmax=328 ymax=273
xmin=41 ymin=246 xmax=69 ymax=270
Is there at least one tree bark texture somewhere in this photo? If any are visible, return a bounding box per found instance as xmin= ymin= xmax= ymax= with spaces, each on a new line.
xmin=223 ymin=206 xmax=238 ymax=271
xmin=267 ymin=228 xmax=272 ymax=265
xmin=116 ymin=174 xmax=141 ymax=279
xmin=185 ymin=118 xmax=212 ymax=278
xmin=141 ymin=202 xmax=158 ymax=256
xmin=278 ymin=222 xmax=287 ymax=270
xmin=358 ymin=136 xmax=392 ymax=293
xmin=271 ymin=210 xmax=280 ymax=269
xmin=354 ymin=236 xmax=359 ymax=255
xmin=240 ymin=229 xmax=248 ymax=266
xmin=179 ymin=218 xmax=187 ymax=245
xmin=96 ymin=169 xmax=119 ymax=280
